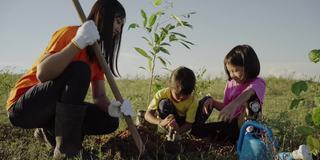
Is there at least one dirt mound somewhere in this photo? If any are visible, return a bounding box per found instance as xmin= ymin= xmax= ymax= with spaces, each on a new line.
xmin=97 ymin=125 xmax=236 ymax=159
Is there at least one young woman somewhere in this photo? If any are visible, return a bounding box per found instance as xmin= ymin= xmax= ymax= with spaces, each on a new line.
xmin=5 ymin=0 xmax=132 ymax=158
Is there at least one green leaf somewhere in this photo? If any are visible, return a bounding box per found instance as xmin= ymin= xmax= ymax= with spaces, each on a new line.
xmin=156 ymin=10 xmax=165 ymax=16
xmin=171 ymin=15 xmax=184 ymax=26
xmin=157 ymin=56 xmax=167 ymax=67
xmin=290 ymin=98 xmax=303 ymax=109
xmin=308 ymin=49 xmax=320 ymax=63
xmin=171 ymin=32 xmax=186 ymax=38
xmin=181 ymin=21 xmax=193 ymax=28
xmin=314 ymin=95 xmax=320 ymax=107
xmin=180 ymin=42 xmax=191 ymax=49
xmin=154 ymin=33 xmax=160 ymax=45
xmin=180 ymin=39 xmax=194 ymax=45
xmin=153 ymin=46 xmax=160 ymax=54
xmin=149 ymin=14 xmax=157 ymax=28
xmin=140 ymin=10 xmax=147 ymax=27
xmin=160 ymin=42 xmax=171 ymax=46
xmin=305 ymin=112 xmax=314 ymax=126
xmin=306 ymin=136 xmax=314 ymax=153
xmin=161 ymin=27 xmax=169 ymax=34
xmin=161 ymin=58 xmax=172 ymax=67
xmin=183 ymin=11 xmax=196 ymax=18
xmin=295 ymin=125 xmax=314 ymax=136
xmin=159 ymin=30 xmax=168 ymax=41
xmin=153 ymin=0 xmax=163 ymax=6
xmin=128 ymin=23 xmax=139 ymax=30
xmin=165 ymin=24 xmax=175 ymax=30
xmin=312 ymin=107 xmax=320 ymax=126
xmin=139 ymin=66 xmax=147 ymax=71
xmin=291 ymin=81 xmax=308 ymax=96
xmin=159 ymin=47 xmax=170 ymax=55
xmin=307 ymin=135 xmax=320 ymax=155
xmin=169 ymin=34 xmax=177 ymax=42
xmin=134 ymin=47 xmax=151 ymax=59
xmin=313 ymin=137 xmax=320 ymax=150
xmin=176 ymin=21 xmax=193 ymax=29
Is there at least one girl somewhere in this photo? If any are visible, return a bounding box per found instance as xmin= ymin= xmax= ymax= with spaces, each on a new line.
xmin=191 ymin=44 xmax=266 ymax=144
xmin=5 ymin=0 xmax=132 ymax=159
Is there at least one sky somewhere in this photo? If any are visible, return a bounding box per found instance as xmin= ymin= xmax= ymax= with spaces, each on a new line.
xmin=1 ymin=0 xmax=319 ymax=80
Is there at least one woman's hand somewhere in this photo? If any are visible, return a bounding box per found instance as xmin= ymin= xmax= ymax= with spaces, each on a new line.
xmin=72 ymin=20 xmax=100 ymax=49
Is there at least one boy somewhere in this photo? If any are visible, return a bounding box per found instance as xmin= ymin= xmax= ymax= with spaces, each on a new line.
xmin=144 ymin=66 xmax=198 ymax=136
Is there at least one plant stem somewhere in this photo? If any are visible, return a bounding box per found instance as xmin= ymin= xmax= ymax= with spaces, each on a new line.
xmin=147 ymin=55 xmax=157 ymax=104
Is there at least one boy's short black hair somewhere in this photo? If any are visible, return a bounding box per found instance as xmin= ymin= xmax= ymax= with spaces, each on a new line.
xmin=169 ymin=66 xmax=196 ymax=95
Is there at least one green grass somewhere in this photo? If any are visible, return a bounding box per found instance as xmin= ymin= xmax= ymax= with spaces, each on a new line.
xmin=1 ymin=71 xmax=319 ymax=159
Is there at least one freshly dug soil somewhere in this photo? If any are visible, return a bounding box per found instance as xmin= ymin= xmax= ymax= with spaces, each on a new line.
xmin=97 ymin=125 xmax=236 ymax=159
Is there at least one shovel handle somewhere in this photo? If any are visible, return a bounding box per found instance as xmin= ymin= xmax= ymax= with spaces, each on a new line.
xmin=72 ymin=0 xmax=145 ymax=154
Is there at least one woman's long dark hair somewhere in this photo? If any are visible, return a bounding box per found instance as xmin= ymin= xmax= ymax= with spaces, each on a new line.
xmin=87 ymin=0 xmax=126 ymax=77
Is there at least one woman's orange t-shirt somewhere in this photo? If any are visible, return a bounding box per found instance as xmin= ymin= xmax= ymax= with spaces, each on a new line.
xmin=6 ymin=26 xmax=104 ymax=110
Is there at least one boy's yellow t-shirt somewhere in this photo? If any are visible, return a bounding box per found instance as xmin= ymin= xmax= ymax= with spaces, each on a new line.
xmin=148 ymin=87 xmax=198 ymax=123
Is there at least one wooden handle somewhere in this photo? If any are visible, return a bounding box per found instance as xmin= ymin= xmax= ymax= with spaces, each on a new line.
xmin=72 ymin=0 xmax=145 ymax=154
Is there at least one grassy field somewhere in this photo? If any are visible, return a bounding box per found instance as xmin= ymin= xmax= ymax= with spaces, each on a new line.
xmin=0 ymin=70 xmax=319 ymax=159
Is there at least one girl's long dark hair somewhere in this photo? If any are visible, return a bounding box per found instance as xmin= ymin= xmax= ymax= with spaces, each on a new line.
xmin=224 ymin=44 xmax=260 ymax=81
xmin=87 ymin=0 xmax=126 ymax=77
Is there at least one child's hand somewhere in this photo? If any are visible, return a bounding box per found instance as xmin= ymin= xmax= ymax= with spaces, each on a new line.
xmin=168 ymin=119 xmax=179 ymax=130
xmin=159 ymin=114 xmax=174 ymax=128
xmin=202 ymin=97 xmax=214 ymax=115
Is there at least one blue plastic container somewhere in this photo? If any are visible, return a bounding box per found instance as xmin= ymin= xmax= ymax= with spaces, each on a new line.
xmin=237 ymin=121 xmax=274 ymax=160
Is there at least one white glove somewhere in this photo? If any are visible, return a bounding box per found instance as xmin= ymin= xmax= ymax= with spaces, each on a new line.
xmin=120 ymin=100 xmax=134 ymax=116
xmin=72 ymin=20 xmax=100 ymax=49
xmin=292 ymin=145 xmax=312 ymax=160
xmin=107 ymin=100 xmax=122 ymax=118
